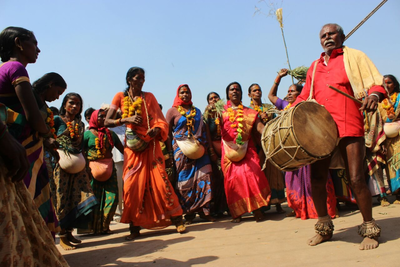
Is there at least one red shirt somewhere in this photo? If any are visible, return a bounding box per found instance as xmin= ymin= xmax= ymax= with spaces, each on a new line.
xmin=293 ymin=48 xmax=385 ymax=138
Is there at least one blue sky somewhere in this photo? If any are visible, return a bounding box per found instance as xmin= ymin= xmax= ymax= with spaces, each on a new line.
xmin=1 ymin=0 xmax=399 ymax=116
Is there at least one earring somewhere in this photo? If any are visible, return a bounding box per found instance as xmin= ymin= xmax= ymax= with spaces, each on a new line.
xmin=18 ymin=46 xmax=23 ymax=51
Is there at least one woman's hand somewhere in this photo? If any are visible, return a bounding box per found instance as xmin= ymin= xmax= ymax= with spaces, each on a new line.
xmin=259 ymin=112 xmax=269 ymax=124
xmin=147 ymin=127 xmax=161 ymax=139
xmin=43 ymin=138 xmax=60 ymax=161
xmin=278 ymin=69 xmax=289 ymax=77
xmin=124 ymin=114 xmax=143 ymax=125
xmin=0 ymin=131 xmax=30 ymax=182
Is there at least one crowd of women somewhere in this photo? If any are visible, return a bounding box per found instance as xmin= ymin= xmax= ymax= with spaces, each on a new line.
xmin=1 ymin=25 xmax=399 ymax=264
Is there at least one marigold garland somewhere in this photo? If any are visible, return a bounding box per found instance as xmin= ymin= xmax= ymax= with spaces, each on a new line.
xmin=284 ymin=103 xmax=292 ymax=111
xmin=382 ymin=93 xmax=398 ymax=119
xmin=122 ymin=95 xmax=142 ymax=119
xmin=227 ymin=102 xmax=244 ymax=145
xmin=46 ymin=108 xmax=57 ymax=139
xmin=95 ymin=135 xmax=107 ymax=159
xmin=66 ymin=121 xmax=79 ymax=139
xmin=214 ymin=117 xmax=221 ymax=137
xmin=251 ymin=100 xmax=262 ymax=114
xmin=178 ymin=105 xmax=197 ymax=138
xmin=251 ymin=99 xmax=269 ymax=123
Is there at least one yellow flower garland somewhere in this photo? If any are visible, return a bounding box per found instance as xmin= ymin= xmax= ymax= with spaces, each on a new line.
xmin=122 ymin=95 xmax=142 ymax=119
xmin=227 ymin=102 xmax=244 ymax=145
xmin=178 ymin=105 xmax=197 ymax=138
xmin=251 ymin=100 xmax=262 ymax=114
xmin=95 ymin=135 xmax=107 ymax=159
xmin=284 ymin=103 xmax=292 ymax=111
xmin=382 ymin=93 xmax=398 ymax=118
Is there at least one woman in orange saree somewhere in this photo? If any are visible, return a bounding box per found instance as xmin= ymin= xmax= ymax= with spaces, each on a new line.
xmin=105 ymin=67 xmax=184 ymax=240
xmin=221 ymin=82 xmax=271 ymax=223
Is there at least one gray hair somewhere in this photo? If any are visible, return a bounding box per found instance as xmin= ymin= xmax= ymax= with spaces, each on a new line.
xmin=321 ymin=23 xmax=345 ymax=37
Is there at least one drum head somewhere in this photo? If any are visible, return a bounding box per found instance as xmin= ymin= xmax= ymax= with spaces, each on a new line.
xmin=292 ymin=101 xmax=337 ymax=158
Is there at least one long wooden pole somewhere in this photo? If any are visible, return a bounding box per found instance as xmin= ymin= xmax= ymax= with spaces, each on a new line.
xmin=344 ymin=0 xmax=388 ymax=41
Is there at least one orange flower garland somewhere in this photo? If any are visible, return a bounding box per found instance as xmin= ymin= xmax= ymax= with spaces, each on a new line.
xmin=46 ymin=108 xmax=57 ymax=139
xmin=95 ymin=135 xmax=107 ymax=159
xmin=66 ymin=121 xmax=80 ymax=139
xmin=382 ymin=93 xmax=398 ymax=119
xmin=122 ymin=95 xmax=142 ymax=119
xmin=178 ymin=105 xmax=197 ymax=138
xmin=214 ymin=117 xmax=221 ymax=137
xmin=227 ymin=102 xmax=244 ymax=145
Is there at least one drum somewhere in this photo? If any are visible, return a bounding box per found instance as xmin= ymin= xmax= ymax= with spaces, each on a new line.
xmin=261 ymin=101 xmax=338 ymax=171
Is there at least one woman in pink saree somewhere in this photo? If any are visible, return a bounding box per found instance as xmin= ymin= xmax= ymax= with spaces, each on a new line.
xmin=221 ymin=82 xmax=271 ymax=222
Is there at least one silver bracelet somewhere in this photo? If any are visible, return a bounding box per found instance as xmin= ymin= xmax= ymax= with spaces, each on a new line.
xmin=369 ymin=93 xmax=380 ymax=102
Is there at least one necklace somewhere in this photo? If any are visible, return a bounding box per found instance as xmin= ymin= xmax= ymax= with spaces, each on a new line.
xmin=95 ymin=133 xmax=107 ymax=159
xmin=284 ymin=103 xmax=292 ymax=111
xmin=251 ymin=100 xmax=262 ymax=114
xmin=178 ymin=105 xmax=196 ymax=138
xmin=46 ymin=108 xmax=57 ymax=139
xmin=122 ymin=93 xmax=142 ymax=119
xmin=227 ymin=101 xmax=244 ymax=145
xmin=66 ymin=120 xmax=79 ymax=139
xmin=382 ymin=92 xmax=398 ymax=117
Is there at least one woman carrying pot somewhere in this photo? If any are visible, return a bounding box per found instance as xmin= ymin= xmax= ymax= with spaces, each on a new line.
xmin=166 ymin=84 xmax=215 ymax=224
xmin=84 ymin=109 xmax=124 ymax=234
xmin=105 ymin=67 xmax=185 ymax=241
xmin=52 ymin=92 xmax=98 ymax=250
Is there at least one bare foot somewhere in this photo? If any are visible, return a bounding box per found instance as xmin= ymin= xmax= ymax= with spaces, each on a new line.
xmin=253 ymin=209 xmax=264 ymax=222
xmin=59 ymin=236 xmax=77 ymax=250
xmin=125 ymin=232 xmax=140 ymax=241
xmin=276 ymin=204 xmax=285 ymax=214
xmin=231 ymin=217 xmax=241 ymax=223
xmin=307 ymin=233 xmax=332 ymax=246
xmin=176 ymin=224 xmax=186 ymax=233
xmin=380 ymin=198 xmax=390 ymax=207
xmin=286 ymin=210 xmax=296 ymax=217
xmin=393 ymin=200 xmax=400 ymax=205
xmin=359 ymin=237 xmax=379 ymax=250
xmin=67 ymin=231 xmax=82 ymax=244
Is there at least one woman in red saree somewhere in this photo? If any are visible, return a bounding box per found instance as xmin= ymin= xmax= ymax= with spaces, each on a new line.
xmin=221 ymin=82 xmax=271 ymax=222
xmin=105 ymin=67 xmax=184 ymax=240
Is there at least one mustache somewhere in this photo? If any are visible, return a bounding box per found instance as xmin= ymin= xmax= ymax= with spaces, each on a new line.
xmin=324 ymin=39 xmax=335 ymax=46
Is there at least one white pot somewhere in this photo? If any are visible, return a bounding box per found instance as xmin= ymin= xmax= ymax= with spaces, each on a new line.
xmin=57 ymin=149 xmax=86 ymax=174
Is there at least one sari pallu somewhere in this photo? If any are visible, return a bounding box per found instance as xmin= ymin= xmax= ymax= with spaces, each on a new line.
xmin=51 ymin=116 xmax=98 ymax=230
xmin=0 ymin=159 xmax=69 ymax=267
xmin=168 ymin=107 xmax=213 ymax=215
xmin=115 ymin=92 xmax=183 ymax=229
xmin=378 ymin=95 xmax=400 ymax=195
xmin=221 ymin=104 xmax=271 ymax=218
xmin=204 ymin=116 xmax=227 ymax=215
xmin=84 ymin=129 xmax=119 ymax=234
xmin=0 ymin=91 xmax=59 ymax=235
xmin=285 ymin=165 xmax=337 ymax=220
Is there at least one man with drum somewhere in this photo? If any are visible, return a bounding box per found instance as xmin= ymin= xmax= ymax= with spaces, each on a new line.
xmin=292 ymin=23 xmax=386 ymax=250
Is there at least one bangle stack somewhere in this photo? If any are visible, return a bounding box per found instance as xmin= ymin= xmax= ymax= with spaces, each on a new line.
xmin=115 ymin=118 xmax=123 ymax=126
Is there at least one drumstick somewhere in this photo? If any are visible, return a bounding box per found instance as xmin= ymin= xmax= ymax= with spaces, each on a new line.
xmin=327 ymin=85 xmax=370 ymax=131
xmin=327 ymin=85 xmax=362 ymax=104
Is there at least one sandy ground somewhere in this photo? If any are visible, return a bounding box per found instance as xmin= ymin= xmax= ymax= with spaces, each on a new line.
xmin=58 ymin=197 xmax=400 ymax=267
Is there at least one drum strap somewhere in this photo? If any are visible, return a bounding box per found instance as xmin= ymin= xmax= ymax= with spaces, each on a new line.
xmin=307 ymin=60 xmax=319 ymax=101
